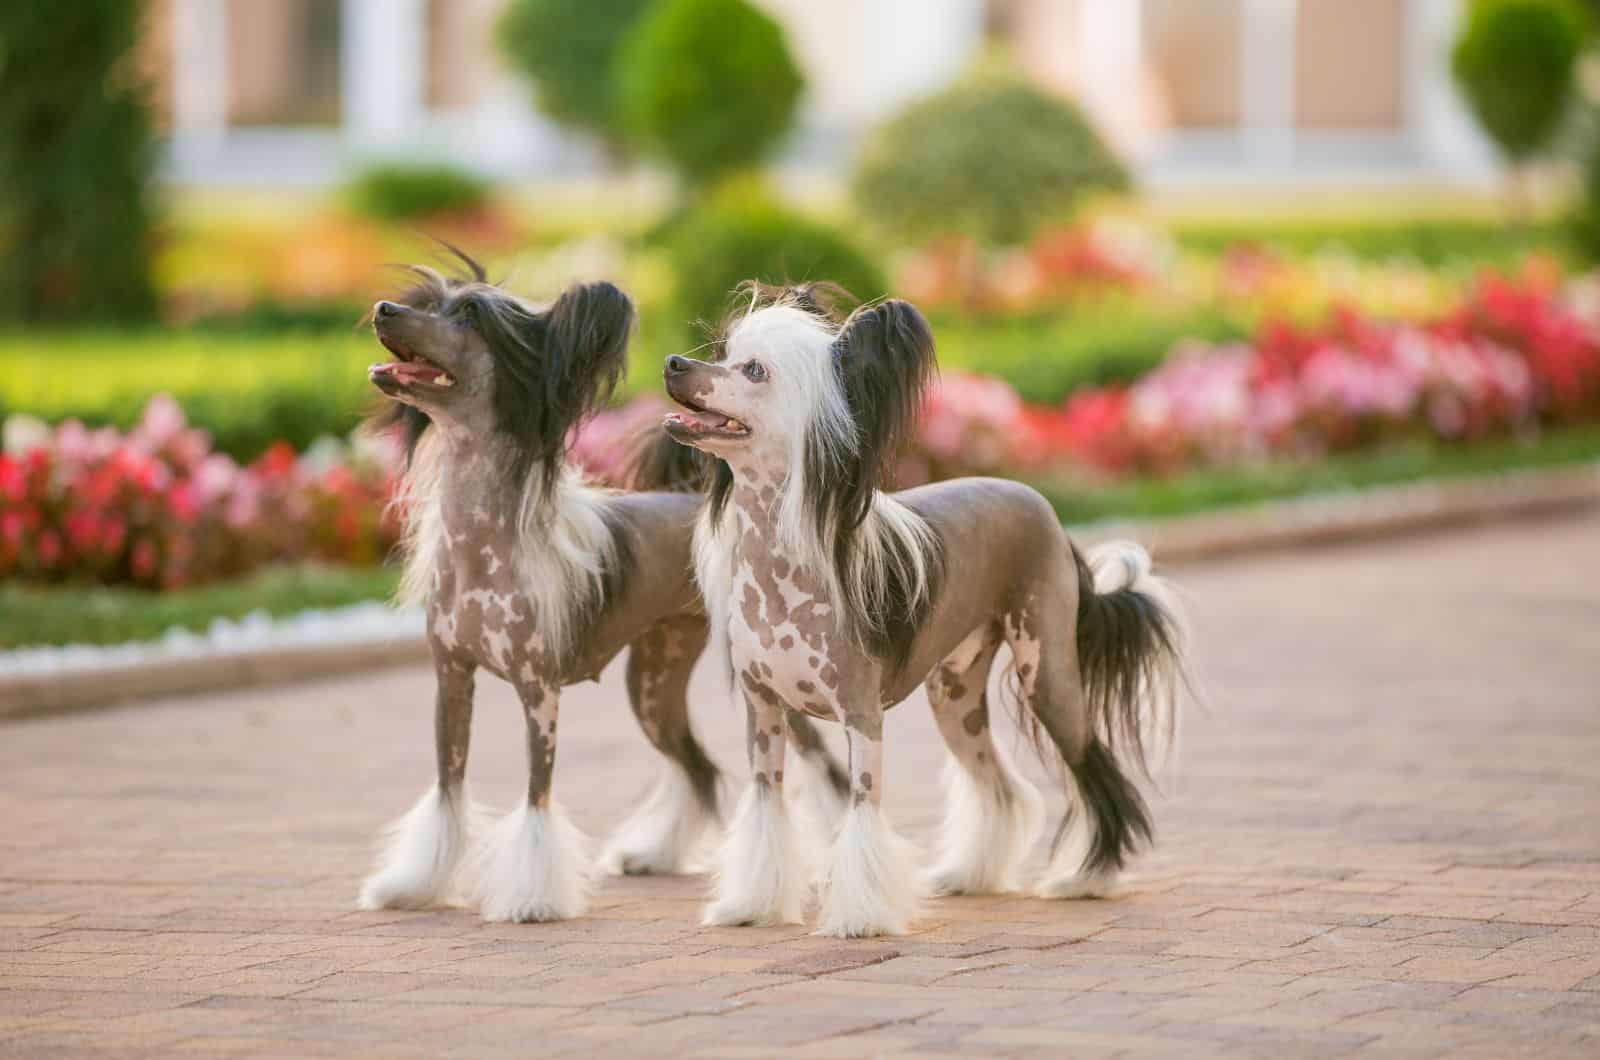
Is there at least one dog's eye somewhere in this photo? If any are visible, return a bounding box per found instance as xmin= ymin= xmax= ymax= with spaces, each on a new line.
xmin=742 ymin=361 xmax=768 ymax=382
xmin=457 ymin=302 xmax=478 ymax=325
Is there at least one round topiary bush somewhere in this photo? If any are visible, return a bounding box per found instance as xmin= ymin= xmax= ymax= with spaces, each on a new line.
xmin=345 ymin=162 xmax=490 ymax=221
xmin=669 ymin=187 xmax=886 ymax=324
xmin=1452 ymin=0 xmax=1586 ymax=162
xmin=496 ymin=0 xmax=652 ymax=152
xmin=615 ymin=0 xmax=805 ymax=189
xmin=851 ymin=72 xmax=1129 ymax=248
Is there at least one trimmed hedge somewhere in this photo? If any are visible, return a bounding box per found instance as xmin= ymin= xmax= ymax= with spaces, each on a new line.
xmin=668 ymin=189 xmax=887 ymax=324
xmin=345 ymin=162 xmax=491 ymax=221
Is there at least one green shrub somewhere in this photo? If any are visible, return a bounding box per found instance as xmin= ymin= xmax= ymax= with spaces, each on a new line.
xmin=1452 ymin=0 xmax=1586 ymax=162
xmin=852 ymin=72 xmax=1129 ymax=248
xmin=2 ymin=330 xmax=373 ymax=460
xmin=345 ymin=162 xmax=491 ymax=221
xmin=933 ymin=303 xmax=1245 ymax=403
xmin=0 ymin=0 xmax=157 ymax=323
xmin=1172 ymin=214 xmax=1568 ymax=267
xmin=616 ymin=0 xmax=804 ymax=189
xmin=497 ymin=0 xmax=652 ymax=151
xmin=667 ymin=188 xmax=887 ymax=324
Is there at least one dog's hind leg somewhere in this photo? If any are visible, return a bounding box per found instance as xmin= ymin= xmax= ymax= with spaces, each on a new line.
xmin=1006 ymin=551 xmax=1171 ymax=899
xmin=784 ymin=708 xmax=851 ymax=825
xmin=473 ymin=677 xmax=591 ymax=922
xmin=924 ymin=622 xmax=1043 ymax=896
xmin=602 ymin=616 xmax=721 ymax=876
xmin=359 ymin=656 xmax=482 ymax=910
xmin=816 ymin=694 xmax=922 ymax=938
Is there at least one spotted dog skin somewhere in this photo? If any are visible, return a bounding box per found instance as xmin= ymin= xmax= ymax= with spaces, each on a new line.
xmin=419 ymin=427 xmax=708 ymax=809
xmin=665 ymin=298 xmax=1185 ymax=932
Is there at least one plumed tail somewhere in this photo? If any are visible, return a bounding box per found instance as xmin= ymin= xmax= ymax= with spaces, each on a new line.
xmin=1058 ymin=541 xmax=1189 ymax=877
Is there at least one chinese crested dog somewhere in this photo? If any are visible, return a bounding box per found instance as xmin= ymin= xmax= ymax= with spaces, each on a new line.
xmin=663 ymin=286 xmax=1190 ymax=936
xmin=355 ymin=258 xmax=844 ymax=922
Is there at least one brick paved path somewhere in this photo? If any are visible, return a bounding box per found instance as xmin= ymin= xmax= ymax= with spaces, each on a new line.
xmin=3 ymin=512 xmax=1598 ymax=1058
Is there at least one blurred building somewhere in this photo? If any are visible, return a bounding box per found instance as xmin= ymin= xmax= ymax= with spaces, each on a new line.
xmin=146 ymin=0 xmax=1496 ymax=188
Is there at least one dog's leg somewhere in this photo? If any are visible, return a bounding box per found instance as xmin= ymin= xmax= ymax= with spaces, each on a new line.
xmin=816 ymin=697 xmax=921 ymax=938
xmin=703 ymin=679 xmax=810 ymax=926
xmin=784 ymin=708 xmax=850 ymax=826
xmin=473 ymin=677 xmax=591 ymax=922
xmin=359 ymin=656 xmax=480 ymax=910
xmin=924 ymin=624 xmax=1044 ymax=896
xmin=1006 ymin=586 xmax=1147 ymax=900
xmin=602 ymin=616 xmax=721 ymax=876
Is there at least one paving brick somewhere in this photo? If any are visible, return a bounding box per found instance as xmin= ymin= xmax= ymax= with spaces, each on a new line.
xmin=3 ymin=512 xmax=1599 ymax=1056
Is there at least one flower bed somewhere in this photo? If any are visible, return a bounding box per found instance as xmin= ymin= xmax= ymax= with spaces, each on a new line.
xmin=1 ymin=397 xmax=398 ymax=589
xmin=8 ymin=267 xmax=1599 ymax=590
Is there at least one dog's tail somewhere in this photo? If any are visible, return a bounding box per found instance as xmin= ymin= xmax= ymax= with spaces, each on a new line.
xmin=624 ymin=424 xmax=713 ymax=492
xmin=1052 ymin=540 xmax=1188 ymax=883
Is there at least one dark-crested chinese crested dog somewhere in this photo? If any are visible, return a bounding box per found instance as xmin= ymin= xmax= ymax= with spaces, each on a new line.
xmin=355 ymin=259 xmax=844 ymax=922
xmin=663 ymin=286 xmax=1191 ymax=937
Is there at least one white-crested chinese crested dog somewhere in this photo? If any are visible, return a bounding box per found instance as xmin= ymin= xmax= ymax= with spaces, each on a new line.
xmin=355 ymin=257 xmax=845 ymax=922
xmin=663 ymin=285 xmax=1191 ymax=937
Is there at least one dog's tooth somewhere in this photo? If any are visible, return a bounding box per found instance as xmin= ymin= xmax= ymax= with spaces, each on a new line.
xmin=436 ymin=374 xmax=455 ymax=387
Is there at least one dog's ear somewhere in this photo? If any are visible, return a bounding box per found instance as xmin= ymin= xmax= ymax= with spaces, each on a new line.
xmin=832 ymin=298 xmax=936 ymax=487
xmin=546 ymin=280 xmax=634 ymax=406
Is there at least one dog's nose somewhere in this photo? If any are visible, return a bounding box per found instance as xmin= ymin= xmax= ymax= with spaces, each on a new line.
xmin=374 ymin=300 xmax=400 ymax=319
xmin=665 ymin=354 xmax=691 ymax=376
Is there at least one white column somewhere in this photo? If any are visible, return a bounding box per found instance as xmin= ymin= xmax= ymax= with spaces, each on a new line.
xmin=1074 ymin=0 xmax=1145 ymax=155
xmin=1407 ymin=0 xmax=1497 ymax=180
xmin=1239 ymin=0 xmax=1297 ymax=168
xmin=341 ymin=0 xmax=427 ymax=152
xmin=171 ymin=0 xmax=228 ymax=172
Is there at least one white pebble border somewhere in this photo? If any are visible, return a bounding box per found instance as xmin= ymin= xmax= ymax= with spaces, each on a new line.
xmin=0 ymin=602 xmax=423 ymax=680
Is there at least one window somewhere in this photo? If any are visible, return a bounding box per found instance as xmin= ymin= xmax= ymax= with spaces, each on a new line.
xmin=1142 ymin=0 xmax=1244 ymax=130
xmin=1294 ymin=0 xmax=1403 ymax=129
xmin=225 ymin=0 xmax=341 ymax=126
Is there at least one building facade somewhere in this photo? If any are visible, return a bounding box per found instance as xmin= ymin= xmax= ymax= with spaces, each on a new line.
xmin=149 ymin=0 xmax=1497 ymax=188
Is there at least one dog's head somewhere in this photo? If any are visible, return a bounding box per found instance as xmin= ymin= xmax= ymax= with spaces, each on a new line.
xmin=663 ymin=283 xmax=934 ymax=527
xmin=368 ymin=251 xmax=634 ymax=488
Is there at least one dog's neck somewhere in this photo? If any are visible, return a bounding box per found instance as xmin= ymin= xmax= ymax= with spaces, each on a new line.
xmin=720 ymin=455 xmax=835 ymax=601
xmin=431 ymin=429 xmax=556 ymax=539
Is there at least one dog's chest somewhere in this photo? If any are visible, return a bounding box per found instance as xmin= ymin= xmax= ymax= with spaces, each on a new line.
xmin=428 ymin=537 xmax=543 ymax=682
xmin=726 ymin=553 xmax=846 ymax=715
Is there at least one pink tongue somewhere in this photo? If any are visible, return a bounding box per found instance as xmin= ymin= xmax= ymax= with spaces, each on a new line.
xmin=383 ymin=362 xmax=443 ymax=383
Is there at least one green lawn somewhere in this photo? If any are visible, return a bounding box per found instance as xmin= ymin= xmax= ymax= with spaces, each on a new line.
xmin=1037 ymin=425 xmax=1600 ymax=525
xmin=0 ymin=565 xmax=400 ymax=650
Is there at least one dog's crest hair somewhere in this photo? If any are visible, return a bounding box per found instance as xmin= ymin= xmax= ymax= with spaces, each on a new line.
xmin=370 ymin=255 xmax=638 ymax=664
xmin=696 ymin=284 xmax=944 ymax=674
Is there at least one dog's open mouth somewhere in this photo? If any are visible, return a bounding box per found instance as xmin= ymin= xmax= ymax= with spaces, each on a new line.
xmin=369 ymin=334 xmax=456 ymax=390
xmin=664 ymin=400 xmax=750 ymax=440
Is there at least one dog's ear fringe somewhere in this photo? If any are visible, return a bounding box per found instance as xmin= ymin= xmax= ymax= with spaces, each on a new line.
xmin=497 ymin=279 xmax=635 ymax=497
xmin=830 ymin=298 xmax=937 ymax=519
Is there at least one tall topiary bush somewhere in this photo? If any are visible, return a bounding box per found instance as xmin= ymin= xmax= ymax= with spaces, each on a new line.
xmin=0 ymin=0 xmax=158 ymax=322
xmin=496 ymin=0 xmax=653 ymax=154
xmin=615 ymin=0 xmax=804 ymax=191
xmin=1452 ymin=0 xmax=1585 ymax=163
xmin=852 ymin=72 xmax=1129 ymax=248
xmin=668 ymin=184 xmax=885 ymax=325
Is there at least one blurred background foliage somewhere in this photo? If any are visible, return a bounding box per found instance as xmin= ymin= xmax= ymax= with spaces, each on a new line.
xmin=8 ymin=0 xmax=1600 ymax=643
